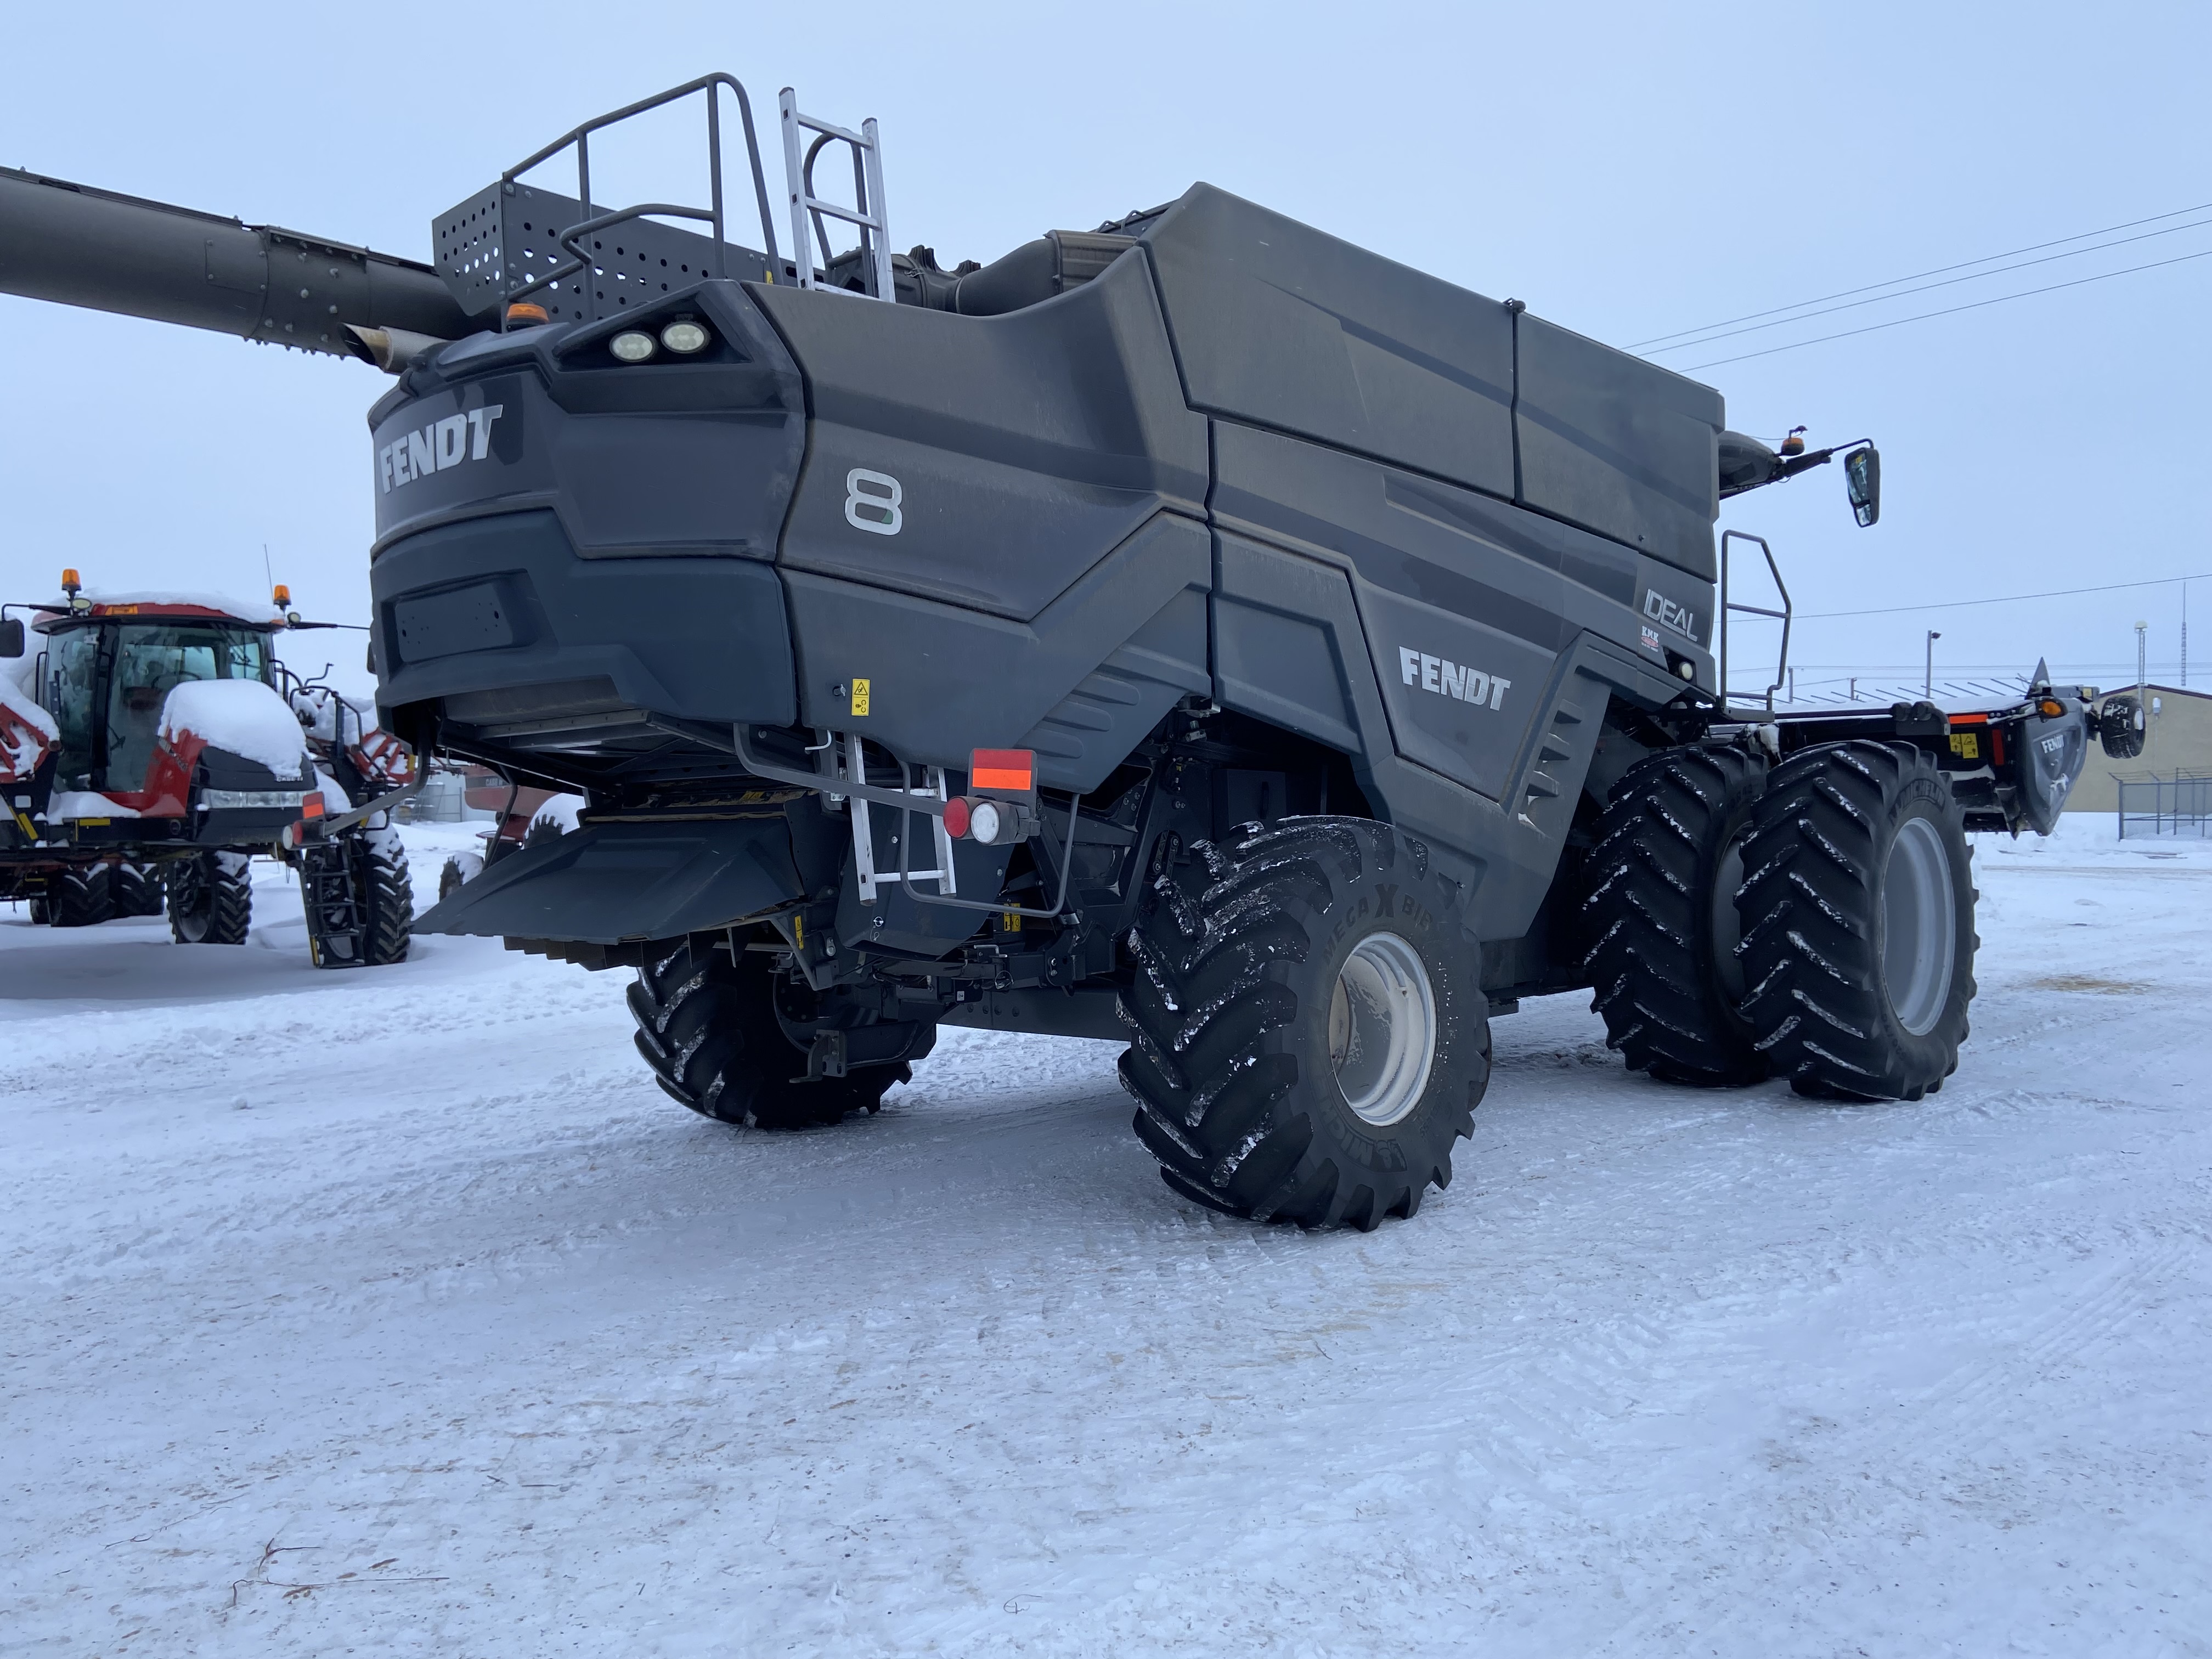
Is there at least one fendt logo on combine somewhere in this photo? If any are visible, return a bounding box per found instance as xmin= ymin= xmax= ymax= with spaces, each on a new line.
xmin=378 ymin=406 xmax=505 ymax=493
xmin=1398 ymin=647 xmax=1510 ymax=711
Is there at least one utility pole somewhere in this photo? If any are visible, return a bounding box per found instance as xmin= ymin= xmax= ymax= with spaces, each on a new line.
xmin=2183 ymin=580 xmax=2190 ymax=688
xmin=1925 ymin=630 xmax=1940 ymax=697
xmin=2136 ymin=621 xmax=2148 ymax=755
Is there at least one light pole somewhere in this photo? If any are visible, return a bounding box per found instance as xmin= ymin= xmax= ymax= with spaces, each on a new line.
xmin=2136 ymin=622 xmax=2148 ymax=755
xmin=1925 ymin=630 xmax=1941 ymax=697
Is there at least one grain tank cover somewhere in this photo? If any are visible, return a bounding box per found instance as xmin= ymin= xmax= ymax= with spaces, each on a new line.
xmin=1513 ymin=314 xmax=1723 ymax=579
xmin=1138 ymin=184 xmax=1723 ymax=579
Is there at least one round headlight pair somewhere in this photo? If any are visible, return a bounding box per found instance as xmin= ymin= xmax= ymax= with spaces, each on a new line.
xmin=608 ymin=319 xmax=712 ymax=364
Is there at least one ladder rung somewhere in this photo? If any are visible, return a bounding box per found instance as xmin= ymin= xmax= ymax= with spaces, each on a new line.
xmin=793 ymin=114 xmax=869 ymax=147
xmin=795 ymin=196 xmax=884 ymax=232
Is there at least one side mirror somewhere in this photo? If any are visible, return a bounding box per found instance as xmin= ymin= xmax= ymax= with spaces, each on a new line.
xmin=0 ymin=617 xmax=22 ymax=658
xmin=1846 ymin=446 xmax=1880 ymax=527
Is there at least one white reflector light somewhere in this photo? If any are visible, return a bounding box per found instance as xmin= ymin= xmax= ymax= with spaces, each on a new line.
xmin=610 ymin=330 xmax=656 ymax=363
xmin=660 ymin=320 xmax=710 ymax=354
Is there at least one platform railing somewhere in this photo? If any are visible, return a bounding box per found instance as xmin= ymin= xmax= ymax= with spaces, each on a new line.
xmin=497 ymin=73 xmax=781 ymax=325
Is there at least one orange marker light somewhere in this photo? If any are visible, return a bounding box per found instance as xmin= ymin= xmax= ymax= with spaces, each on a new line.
xmin=969 ymin=748 xmax=1036 ymax=799
xmin=60 ymin=567 xmax=81 ymax=595
xmin=272 ymin=584 xmax=291 ymax=607
xmin=506 ymin=301 xmax=550 ymax=325
xmin=302 ymin=794 xmax=325 ymax=819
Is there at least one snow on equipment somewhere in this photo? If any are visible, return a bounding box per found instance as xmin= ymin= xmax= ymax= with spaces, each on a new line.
xmin=0 ymin=77 xmax=2152 ymax=1223
xmin=0 ymin=580 xmax=414 ymax=967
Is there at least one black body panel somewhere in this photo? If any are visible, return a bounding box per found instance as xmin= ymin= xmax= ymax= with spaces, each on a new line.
xmin=1142 ymin=184 xmax=1722 ymax=578
xmin=754 ymin=247 xmax=1207 ymax=620
xmin=780 ymin=511 xmax=1211 ymax=789
xmin=414 ymin=816 xmax=804 ymax=944
xmin=368 ymin=282 xmax=805 ymax=557
xmin=1513 ymin=313 xmax=1723 ymax=580
xmin=373 ymin=510 xmax=797 ymax=730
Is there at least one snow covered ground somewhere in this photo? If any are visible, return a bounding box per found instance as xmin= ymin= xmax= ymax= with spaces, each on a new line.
xmin=3 ymin=819 xmax=2207 ymax=1656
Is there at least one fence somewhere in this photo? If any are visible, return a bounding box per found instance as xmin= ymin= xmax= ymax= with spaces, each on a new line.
xmin=2116 ymin=770 xmax=2212 ymax=839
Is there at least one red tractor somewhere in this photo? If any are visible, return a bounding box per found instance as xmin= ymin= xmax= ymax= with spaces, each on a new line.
xmin=1 ymin=572 xmax=415 ymax=967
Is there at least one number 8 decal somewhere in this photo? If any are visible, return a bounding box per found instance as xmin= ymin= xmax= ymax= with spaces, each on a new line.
xmin=844 ymin=468 xmax=902 ymax=536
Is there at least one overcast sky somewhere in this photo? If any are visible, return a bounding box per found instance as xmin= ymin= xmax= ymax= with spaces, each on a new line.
xmin=2 ymin=0 xmax=2204 ymax=703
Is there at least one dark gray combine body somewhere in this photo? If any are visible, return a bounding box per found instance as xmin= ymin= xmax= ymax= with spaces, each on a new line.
xmin=2 ymin=74 xmax=2126 ymax=1225
xmin=371 ymin=183 xmax=1723 ymax=1005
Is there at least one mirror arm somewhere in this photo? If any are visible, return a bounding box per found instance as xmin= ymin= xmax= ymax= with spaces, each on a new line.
xmin=1771 ymin=438 xmax=1872 ymax=483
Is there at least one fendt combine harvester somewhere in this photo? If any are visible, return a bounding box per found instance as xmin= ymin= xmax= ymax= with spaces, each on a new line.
xmin=0 ymin=76 xmax=2147 ymax=1227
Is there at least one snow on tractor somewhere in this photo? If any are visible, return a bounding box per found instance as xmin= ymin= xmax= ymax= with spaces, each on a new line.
xmin=0 ymin=575 xmax=414 ymax=967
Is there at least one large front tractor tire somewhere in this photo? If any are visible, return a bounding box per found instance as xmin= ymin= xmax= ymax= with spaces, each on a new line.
xmin=629 ymin=938 xmax=929 ymax=1129
xmin=1582 ymin=745 xmax=1769 ymax=1086
xmin=1119 ymin=817 xmax=1489 ymax=1231
xmin=167 ymin=853 xmax=253 ymax=944
xmin=1735 ymin=742 xmax=1977 ymax=1100
xmin=301 ymin=828 xmax=412 ymax=968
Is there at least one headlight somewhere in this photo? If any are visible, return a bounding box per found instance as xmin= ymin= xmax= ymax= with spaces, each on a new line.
xmin=200 ymin=788 xmax=307 ymax=811
xmin=609 ymin=330 xmax=656 ymax=363
xmin=660 ymin=320 xmax=710 ymax=354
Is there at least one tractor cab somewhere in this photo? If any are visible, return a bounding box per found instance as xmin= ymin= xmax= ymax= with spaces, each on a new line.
xmin=7 ymin=572 xmax=315 ymax=836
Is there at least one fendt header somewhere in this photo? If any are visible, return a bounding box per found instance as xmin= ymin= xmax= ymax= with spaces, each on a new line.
xmin=0 ymin=74 xmax=2147 ymax=1229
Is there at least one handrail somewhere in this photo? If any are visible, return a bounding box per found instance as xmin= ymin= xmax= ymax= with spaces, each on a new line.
xmin=1720 ymin=529 xmax=1792 ymax=716
xmin=498 ymin=74 xmax=780 ymax=328
xmin=898 ymin=772 xmax=1088 ymax=922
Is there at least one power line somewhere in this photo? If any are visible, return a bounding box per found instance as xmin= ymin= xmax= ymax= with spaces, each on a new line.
xmin=1683 ymin=249 xmax=2212 ymax=370
xmin=1795 ymin=570 xmax=2211 ymax=621
xmin=1645 ymin=217 xmax=2212 ymax=356
xmin=1630 ymin=200 xmax=2212 ymax=348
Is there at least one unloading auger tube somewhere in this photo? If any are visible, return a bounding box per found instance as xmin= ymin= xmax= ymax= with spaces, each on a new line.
xmin=0 ymin=165 xmax=470 ymax=369
xmin=0 ymin=73 xmax=2154 ymax=1228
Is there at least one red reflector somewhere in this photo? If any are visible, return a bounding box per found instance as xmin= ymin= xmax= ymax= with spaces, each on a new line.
xmin=942 ymin=796 xmax=972 ymax=839
xmin=969 ymin=748 xmax=1035 ymax=797
xmin=302 ymin=794 xmax=325 ymax=818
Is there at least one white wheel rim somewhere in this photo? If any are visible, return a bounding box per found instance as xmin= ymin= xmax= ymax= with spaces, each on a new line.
xmin=1882 ymin=815 xmax=1957 ymax=1036
xmin=1327 ymin=931 xmax=1438 ymax=1126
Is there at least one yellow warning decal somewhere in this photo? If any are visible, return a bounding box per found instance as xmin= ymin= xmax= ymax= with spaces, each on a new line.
xmin=1948 ymin=732 xmax=1979 ymax=759
xmin=850 ymin=678 xmax=871 ymax=716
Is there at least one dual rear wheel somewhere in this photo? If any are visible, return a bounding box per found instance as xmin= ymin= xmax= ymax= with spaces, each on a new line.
xmin=1584 ymin=740 xmax=1976 ymax=1101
